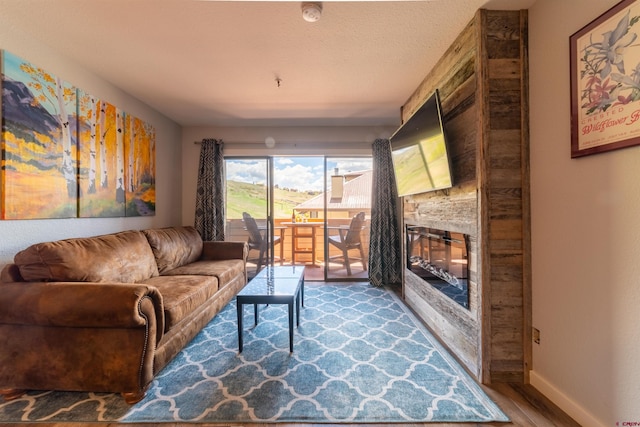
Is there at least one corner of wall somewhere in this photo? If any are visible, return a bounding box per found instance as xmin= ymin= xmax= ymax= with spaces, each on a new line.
xmin=530 ymin=371 xmax=606 ymax=427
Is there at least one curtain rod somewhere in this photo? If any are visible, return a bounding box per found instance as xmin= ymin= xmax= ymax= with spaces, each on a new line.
xmin=193 ymin=141 xmax=374 ymax=147
xmin=193 ymin=140 xmax=256 ymax=145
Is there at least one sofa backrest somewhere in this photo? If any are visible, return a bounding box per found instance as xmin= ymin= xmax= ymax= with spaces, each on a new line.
xmin=142 ymin=226 xmax=203 ymax=274
xmin=14 ymin=230 xmax=159 ymax=283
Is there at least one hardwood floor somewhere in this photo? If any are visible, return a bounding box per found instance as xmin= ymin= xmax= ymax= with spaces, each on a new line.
xmin=4 ymin=382 xmax=579 ymax=427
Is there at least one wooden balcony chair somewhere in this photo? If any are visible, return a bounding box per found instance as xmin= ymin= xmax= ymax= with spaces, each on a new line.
xmin=328 ymin=211 xmax=367 ymax=276
xmin=242 ymin=212 xmax=282 ymax=274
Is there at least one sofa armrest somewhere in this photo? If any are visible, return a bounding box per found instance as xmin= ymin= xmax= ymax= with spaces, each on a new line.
xmin=201 ymin=241 xmax=248 ymax=261
xmin=0 ymin=282 xmax=164 ymax=345
xmin=0 ymin=263 xmax=23 ymax=283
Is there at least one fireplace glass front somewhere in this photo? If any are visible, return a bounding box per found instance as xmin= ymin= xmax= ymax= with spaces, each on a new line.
xmin=406 ymin=225 xmax=469 ymax=309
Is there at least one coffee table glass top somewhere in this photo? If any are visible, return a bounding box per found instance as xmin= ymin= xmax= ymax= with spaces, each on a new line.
xmin=238 ymin=277 xmax=302 ymax=297
xmin=238 ymin=265 xmax=305 ymax=297
xmin=258 ymin=265 xmax=305 ymax=279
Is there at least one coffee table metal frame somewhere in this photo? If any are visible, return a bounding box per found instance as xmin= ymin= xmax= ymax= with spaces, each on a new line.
xmin=236 ymin=266 xmax=305 ymax=353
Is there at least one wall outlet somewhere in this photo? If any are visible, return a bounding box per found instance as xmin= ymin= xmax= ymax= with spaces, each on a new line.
xmin=533 ymin=327 xmax=541 ymax=345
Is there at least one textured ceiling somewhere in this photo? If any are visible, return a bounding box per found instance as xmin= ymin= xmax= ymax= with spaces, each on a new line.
xmin=0 ymin=0 xmax=536 ymax=127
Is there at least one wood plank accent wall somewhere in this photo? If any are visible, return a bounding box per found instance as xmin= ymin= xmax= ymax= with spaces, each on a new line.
xmin=400 ymin=9 xmax=530 ymax=384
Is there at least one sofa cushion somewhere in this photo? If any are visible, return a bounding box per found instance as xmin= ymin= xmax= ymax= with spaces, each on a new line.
xmin=14 ymin=230 xmax=159 ymax=283
xmin=163 ymin=259 xmax=246 ymax=289
xmin=141 ymin=275 xmax=218 ymax=331
xmin=143 ymin=226 xmax=203 ymax=274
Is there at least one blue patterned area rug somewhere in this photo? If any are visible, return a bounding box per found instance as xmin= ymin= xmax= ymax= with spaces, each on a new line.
xmin=0 ymin=283 xmax=509 ymax=424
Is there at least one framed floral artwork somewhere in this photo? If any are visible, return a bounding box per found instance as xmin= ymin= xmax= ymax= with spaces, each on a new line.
xmin=570 ymin=0 xmax=640 ymax=157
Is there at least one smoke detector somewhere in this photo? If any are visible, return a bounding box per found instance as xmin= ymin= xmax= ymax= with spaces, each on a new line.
xmin=301 ymin=2 xmax=322 ymax=22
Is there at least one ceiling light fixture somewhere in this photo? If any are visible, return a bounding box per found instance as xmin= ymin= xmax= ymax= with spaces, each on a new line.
xmin=301 ymin=2 xmax=322 ymax=23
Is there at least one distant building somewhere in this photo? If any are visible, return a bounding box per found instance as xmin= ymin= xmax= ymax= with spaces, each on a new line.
xmin=294 ymin=170 xmax=372 ymax=219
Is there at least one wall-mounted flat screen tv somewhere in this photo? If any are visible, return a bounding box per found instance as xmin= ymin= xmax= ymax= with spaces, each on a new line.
xmin=390 ymin=89 xmax=453 ymax=197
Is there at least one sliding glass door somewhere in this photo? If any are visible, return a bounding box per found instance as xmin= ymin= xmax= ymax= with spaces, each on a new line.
xmin=225 ymin=155 xmax=371 ymax=281
xmin=324 ymin=157 xmax=372 ymax=280
xmin=272 ymin=156 xmax=325 ymax=280
xmin=225 ymin=157 xmax=276 ymax=278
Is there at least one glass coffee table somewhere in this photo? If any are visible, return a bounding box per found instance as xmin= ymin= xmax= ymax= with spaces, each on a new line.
xmin=236 ymin=265 xmax=305 ymax=353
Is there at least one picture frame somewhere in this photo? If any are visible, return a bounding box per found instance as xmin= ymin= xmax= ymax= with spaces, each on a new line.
xmin=570 ymin=0 xmax=640 ymax=158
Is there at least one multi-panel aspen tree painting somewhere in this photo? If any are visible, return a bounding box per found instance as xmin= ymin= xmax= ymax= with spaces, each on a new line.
xmin=0 ymin=50 xmax=155 ymax=219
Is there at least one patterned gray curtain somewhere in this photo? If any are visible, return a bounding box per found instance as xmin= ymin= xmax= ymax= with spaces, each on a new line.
xmin=369 ymin=138 xmax=402 ymax=287
xmin=194 ymin=139 xmax=225 ymax=241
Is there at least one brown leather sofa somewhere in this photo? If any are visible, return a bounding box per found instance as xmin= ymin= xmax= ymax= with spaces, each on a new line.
xmin=0 ymin=226 xmax=248 ymax=404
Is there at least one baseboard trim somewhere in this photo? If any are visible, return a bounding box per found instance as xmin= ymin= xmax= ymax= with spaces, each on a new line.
xmin=529 ymin=370 xmax=605 ymax=427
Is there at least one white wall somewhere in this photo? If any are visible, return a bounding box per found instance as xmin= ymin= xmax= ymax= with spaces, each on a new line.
xmin=181 ymin=125 xmax=393 ymax=225
xmin=529 ymin=1 xmax=640 ymax=426
xmin=0 ymin=15 xmax=182 ymax=267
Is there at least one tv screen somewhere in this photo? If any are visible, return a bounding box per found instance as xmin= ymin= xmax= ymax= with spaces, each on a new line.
xmin=390 ymin=89 xmax=453 ymax=197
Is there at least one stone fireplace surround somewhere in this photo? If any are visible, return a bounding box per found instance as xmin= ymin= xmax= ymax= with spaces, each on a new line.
xmin=398 ymin=9 xmax=530 ymax=384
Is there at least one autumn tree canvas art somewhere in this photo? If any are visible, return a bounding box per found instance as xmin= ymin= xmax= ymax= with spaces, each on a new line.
xmin=77 ymin=93 xmax=126 ymax=217
xmin=124 ymin=114 xmax=155 ymax=217
xmin=1 ymin=50 xmax=156 ymax=219
xmin=1 ymin=51 xmax=78 ymax=219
